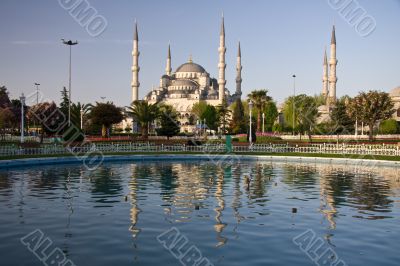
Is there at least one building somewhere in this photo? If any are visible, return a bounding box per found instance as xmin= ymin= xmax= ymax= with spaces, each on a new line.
xmin=318 ymin=25 xmax=338 ymax=124
xmin=389 ymin=87 xmax=400 ymax=122
xmin=130 ymin=16 xmax=242 ymax=133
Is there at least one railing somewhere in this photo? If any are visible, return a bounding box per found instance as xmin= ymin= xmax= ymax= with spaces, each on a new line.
xmin=1 ymin=143 xmax=400 ymax=157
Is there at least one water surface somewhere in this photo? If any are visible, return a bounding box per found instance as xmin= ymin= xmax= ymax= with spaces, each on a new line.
xmin=0 ymin=160 xmax=399 ymax=266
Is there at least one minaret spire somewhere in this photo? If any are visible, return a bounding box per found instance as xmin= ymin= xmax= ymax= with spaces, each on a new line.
xmin=328 ymin=25 xmax=337 ymax=106
xmin=235 ymin=41 xmax=242 ymax=98
xmin=165 ymin=44 xmax=172 ymax=76
xmin=131 ymin=20 xmax=140 ymax=102
xmin=218 ymin=15 xmax=226 ymax=103
xmin=331 ymin=25 xmax=336 ymax=45
xmin=322 ymin=47 xmax=329 ymax=100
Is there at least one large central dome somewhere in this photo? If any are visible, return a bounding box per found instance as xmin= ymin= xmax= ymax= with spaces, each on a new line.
xmin=175 ymin=62 xmax=206 ymax=73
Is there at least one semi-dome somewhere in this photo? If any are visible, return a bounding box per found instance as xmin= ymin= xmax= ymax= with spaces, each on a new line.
xmin=171 ymin=79 xmax=198 ymax=87
xmin=175 ymin=62 xmax=206 ymax=73
xmin=389 ymin=87 xmax=400 ymax=97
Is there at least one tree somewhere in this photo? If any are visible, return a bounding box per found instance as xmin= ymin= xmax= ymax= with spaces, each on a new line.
xmin=191 ymin=101 xmax=208 ymax=120
xmin=230 ymin=98 xmax=247 ymax=134
xmin=202 ymin=105 xmax=218 ymax=131
xmin=282 ymin=96 xmax=297 ymax=132
xmin=330 ymin=96 xmax=355 ymax=135
xmin=127 ymin=100 xmax=159 ymax=140
xmin=379 ymin=119 xmax=398 ymax=134
xmin=27 ymin=102 xmax=66 ymax=143
xmin=263 ymin=101 xmax=278 ymax=132
xmin=59 ymin=86 xmax=69 ymax=118
xmin=0 ymin=108 xmax=15 ymax=140
xmin=248 ymin=89 xmax=272 ymax=132
xmin=296 ymin=95 xmax=319 ymax=140
xmin=70 ymin=102 xmax=91 ymax=130
xmin=89 ymin=102 xmax=123 ymax=138
xmin=216 ymin=99 xmax=231 ymax=134
xmin=283 ymin=94 xmax=318 ymax=139
xmin=313 ymin=93 xmax=326 ymax=107
xmin=347 ymin=90 xmax=395 ymax=140
xmin=156 ymin=105 xmax=180 ymax=140
xmin=0 ymin=86 xmax=12 ymax=109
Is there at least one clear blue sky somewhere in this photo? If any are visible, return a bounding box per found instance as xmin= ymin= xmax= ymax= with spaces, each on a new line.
xmin=1 ymin=0 xmax=399 ymax=106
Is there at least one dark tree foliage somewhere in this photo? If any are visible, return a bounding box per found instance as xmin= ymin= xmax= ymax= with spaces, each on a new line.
xmin=248 ymin=89 xmax=272 ymax=132
xmin=127 ymin=100 xmax=159 ymax=139
xmin=156 ymin=105 xmax=180 ymax=140
xmin=0 ymin=86 xmax=12 ymax=109
xmin=230 ymin=98 xmax=246 ymax=134
xmin=330 ymin=97 xmax=355 ymax=135
xmin=28 ymin=102 xmax=67 ymax=143
xmin=89 ymin=102 xmax=123 ymax=138
xmin=202 ymin=105 xmax=218 ymax=131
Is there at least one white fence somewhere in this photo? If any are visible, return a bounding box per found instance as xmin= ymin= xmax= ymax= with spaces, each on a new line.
xmin=1 ymin=143 xmax=400 ymax=157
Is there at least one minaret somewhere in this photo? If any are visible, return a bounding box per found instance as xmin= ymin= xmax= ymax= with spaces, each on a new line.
xmin=322 ymin=48 xmax=329 ymax=100
xmin=328 ymin=25 xmax=337 ymax=105
xmin=218 ymin=15 xmax=226 ymax=103
xmin=235 ymin=42 xmax=242 ymax=98
xmin=131 ymin=20 xmax=140 ymax=103
xmin=165 ymin=44 xmax=172 ymax=76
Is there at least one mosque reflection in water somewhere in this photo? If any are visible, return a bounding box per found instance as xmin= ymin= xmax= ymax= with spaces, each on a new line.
xmin=121 ymin=161 xmax=399 ymax=245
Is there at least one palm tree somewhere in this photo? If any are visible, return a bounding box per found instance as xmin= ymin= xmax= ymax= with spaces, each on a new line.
xmin=248 ymin=89 xmax=272 ymax=132
xmin=127 ymin=100 xmax=160 ymax=140
xmin=71 ymin=102 xmax=91 ymax=130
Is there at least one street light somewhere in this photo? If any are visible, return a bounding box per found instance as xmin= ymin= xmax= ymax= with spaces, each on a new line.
xmin=20 ymin=93 xmax=26 ymax=143
xmin=34 ymin=83 xmax=40 ymax=105
xmin=262 ymin=113 xmax=265 ymax=134
xmin=80 ymin=107 xmax=84 ymax=130
xmin=62 ymin=39 xmax=78 ymax=127
xmin=292 ymin=74 xmax=296 ymax=136
xmin=249 ymin=100 xmax=253 ymax=145
xmin=34 ymin=83 xmax=40 ymax=135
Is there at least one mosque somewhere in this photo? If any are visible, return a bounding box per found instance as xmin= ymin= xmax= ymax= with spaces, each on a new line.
xmin=123 ymin=17 xmax=400 ymax=134
xmin=129 ymin=16 xmax=242 ymax=132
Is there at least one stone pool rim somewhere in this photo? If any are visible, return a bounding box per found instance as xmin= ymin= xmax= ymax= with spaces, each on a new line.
xmin=0 ymin=154 xmax=399 ymax=169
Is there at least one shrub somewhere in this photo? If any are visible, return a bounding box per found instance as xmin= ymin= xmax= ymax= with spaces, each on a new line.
xmin=272 ymin=123 xmax=283 ymax=133
xmin=63 ymin=128 xmax=85 ymax=142
xmin=379 ymin=119 xmax=398 ymax=134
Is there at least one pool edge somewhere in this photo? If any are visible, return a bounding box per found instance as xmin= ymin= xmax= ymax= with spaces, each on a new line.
xmin=0 ymin=154 xmax=399 ymax=169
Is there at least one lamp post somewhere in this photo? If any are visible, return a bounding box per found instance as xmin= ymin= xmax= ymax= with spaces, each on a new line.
xmin=80 ymin=107 xmax=84 ymax=130
xmin=20 ymin=93 xmax=26 ymax=143
xmin=196 ymin=120 xmax=199 ymax=137
xmin=361 ymin=121 xmax=364 ymax=135
xmin=62 ymin=39 xmax=78 ymax=127
xmin=34 ymin=83 xmax=40 ymax=105
xmin=262 ymin=113 xmax=265 ymax=134
xmin=292 ymin=74 xmax=296 ymax=136
xmin=204 ymin=118 xmax=207 ymax=135
xmin=249 ymin=100 xmax=253 ymax=145
xmin=355 ymin=118 xmax=358 ymax=137
xmin=34 ymin=83 xmax=40 ymax=134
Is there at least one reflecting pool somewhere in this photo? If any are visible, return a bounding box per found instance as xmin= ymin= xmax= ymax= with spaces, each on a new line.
xmin=0 ymin=160 xmax=399 ymax=266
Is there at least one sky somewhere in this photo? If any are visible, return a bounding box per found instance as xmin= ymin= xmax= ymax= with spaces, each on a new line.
xmin=0 ymin=0 xmax=399 ymax=106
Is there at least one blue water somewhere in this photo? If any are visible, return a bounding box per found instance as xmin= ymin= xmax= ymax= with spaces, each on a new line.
xmin=0 ymin=160 xmax=399 ymax=266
